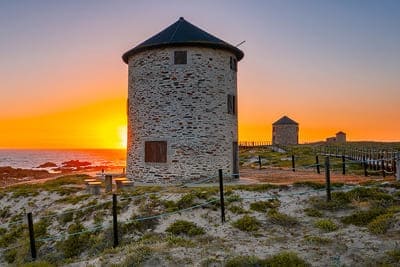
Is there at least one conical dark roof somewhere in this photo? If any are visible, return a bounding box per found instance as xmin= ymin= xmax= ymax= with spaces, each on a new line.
xmin=273 ymin=116 xmax=298 ymax=125
xmin=122 ymin=17 xmax=244 ymax=63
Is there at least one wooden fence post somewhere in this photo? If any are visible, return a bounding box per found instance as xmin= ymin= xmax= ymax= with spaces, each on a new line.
xmin=27 ymin=212 xmax=37 ymax=260
xmin=325 ymin=157 xmax=331 ymax=202
xmin=219 ymin=169 xmax=225 ymax=223
xmin=258 ymin=156 xmax=262 ymax=170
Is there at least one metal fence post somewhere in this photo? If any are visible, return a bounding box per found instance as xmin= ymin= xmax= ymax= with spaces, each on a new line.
xmin=27 ymin=212 xmax=37 ymax=260
xmin=325 ymin=157 xmax=331 ymax=202
xmin=363 ymin=156 xmax=368 ymax=177
xmin=112 ymin=194 xmax=119 ymax=247
xmin=316 ymin=155 xmax=320 ymax=174
xmin=292 ymin=155 xmax=295 ymax=172
xmin=342 ymin=155 xmax=346 ymax=175
xmin=396 ymin=153 xmax=400 ymax=181
xmin=218 ymin=169 xmax=225 ymax=224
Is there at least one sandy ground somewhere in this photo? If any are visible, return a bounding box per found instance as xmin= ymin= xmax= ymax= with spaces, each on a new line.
xmin=1 ymin=174 xmax=399 ymax=266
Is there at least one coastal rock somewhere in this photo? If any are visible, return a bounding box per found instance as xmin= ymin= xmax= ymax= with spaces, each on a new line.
xmin=0 ymin=166 xmax=51 ymax=187
xmin=62 ymin=160 xmax=91 ymax=168
xmin=37 ymin=162 xmax=57 ymax=168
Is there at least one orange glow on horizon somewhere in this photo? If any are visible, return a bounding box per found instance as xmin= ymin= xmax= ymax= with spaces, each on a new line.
xmin=0 ymin=98 xmax=127 ymax=149
xmin=0 ymin=94 xmax=399 ymax=150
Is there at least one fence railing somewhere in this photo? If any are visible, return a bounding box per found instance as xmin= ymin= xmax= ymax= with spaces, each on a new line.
xmin=239 ymin=141 xmax=272 ymax=148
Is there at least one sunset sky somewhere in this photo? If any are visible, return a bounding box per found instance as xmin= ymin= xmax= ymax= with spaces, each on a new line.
xmin=1 ymin=0 xmax=399 ymax=149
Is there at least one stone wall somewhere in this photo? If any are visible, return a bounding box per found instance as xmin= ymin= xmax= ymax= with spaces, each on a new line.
xmin=126 ymin=46 xmax=238 ymax=183
xmin=272 ymin=125 xmax=298 ymax=145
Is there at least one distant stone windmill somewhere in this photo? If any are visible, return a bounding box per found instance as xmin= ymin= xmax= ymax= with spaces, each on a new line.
xmin=272 ymin=116 xmax=299 ymax=145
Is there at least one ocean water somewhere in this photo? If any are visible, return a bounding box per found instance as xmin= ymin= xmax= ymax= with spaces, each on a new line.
xmin=0 ymin=149 xmax=126 ymax=169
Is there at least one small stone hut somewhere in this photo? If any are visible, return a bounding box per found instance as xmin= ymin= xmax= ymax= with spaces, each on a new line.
xmin=336 ymin=131 xmax=346 ymax=143
xmin=272 ymin=116 xmax=299 ymax=145
xmin=122 ymin=17 xmax=244 ymax=183
xmin=326 ymin=131 xmax=346 ymax=143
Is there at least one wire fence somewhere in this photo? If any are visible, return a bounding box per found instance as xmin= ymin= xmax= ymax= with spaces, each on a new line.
xmin=1 ymin=144 xmax=399 ymax=264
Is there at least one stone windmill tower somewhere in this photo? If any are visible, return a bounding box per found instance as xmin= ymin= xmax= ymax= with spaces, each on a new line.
xmin=272 ymin=116 xmax=299 ymax=145
xmin=122 ymin=17 xmax=244 ymax=183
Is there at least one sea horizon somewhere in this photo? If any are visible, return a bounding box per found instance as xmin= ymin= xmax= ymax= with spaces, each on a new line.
xmin=0 ymin=148 xmax=126 ymax=169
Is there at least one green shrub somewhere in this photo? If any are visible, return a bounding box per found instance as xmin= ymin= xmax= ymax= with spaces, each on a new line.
xmin=386 ymin=249 xmax=400 ymax=261
xmin=347 ymin=187 xmax=393 ymax=202
xmin=93 ymin=211 xmax=105 ymax=225
xmin=225 ymin=255 xmax=265 ymax=267
xmin=4 ymin=248 xmax=17 ymax=263
xmin=268 ymin=209 xmax=298 ymax=227
xmin=55 ymin=194 xmax=90 ymax=205
xmin=20 ymin=261 xmax=55 ymax=267
xmin=0 ymin=224 xmax=25 ymax=248
xmin=166 ymin=220 xmax=205 ymax=236
xmin=367 ymin=213 xmax=394 ymax=234
xmin=0 ymin=206 xmax=11 ymax=219
xmin=226 ymin=194 xmax=242 ymax=203
xmin=264 ymin=251 xmax=310 ymax=267
xmin=314 ymin=219 xmax=338 ymax=232
xmin=192 ymin=187 xmax=219 ymax=199
xmin=232 ymin=215 xmax=261 ymax=232
xmin=250 ymin=199 xmax=280 ymax=212
xmin=56 ymin=223 xmax=91 ymax=258
xmin=229 ymin=184 xmax=279 ymax=192
xmin=341 ymin=207 xmax=387 ymax=226
xmin=225 ymin=252 xmax=310 ymax=267
xmin=309 ymin=194 xmax=350 ymax=211
xmin=228 ymin=205 xmax=248 ymax=214
xmin=304 ymin=235 xmax=332 ymax=245
xmin=165 ymin=235 xmax=195 ymax=247
xmin=116 ymin=245 xmax=152 ymax=266
xmin=34 ymin=218 xmax=51 ymax=238
xmin=293 ymin=181 xmax=325 ymax=189
xmin=124 ymin=217 xmax=159 ymax=233
xmin=176 ymin=194 xmax=195 ymax=209
xmin=162 ymin=200 xmax=178 ymax=212
xmin=304 ymin=208 xmax=322 ymax=217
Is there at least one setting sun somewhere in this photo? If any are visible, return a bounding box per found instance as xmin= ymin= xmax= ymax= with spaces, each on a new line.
xmin=118 ymin=125 xmax=127 ymax=149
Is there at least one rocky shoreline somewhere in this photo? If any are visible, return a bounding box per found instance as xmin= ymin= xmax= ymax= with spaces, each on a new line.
xmin=0 ymin=160 xmax=125 ymax=188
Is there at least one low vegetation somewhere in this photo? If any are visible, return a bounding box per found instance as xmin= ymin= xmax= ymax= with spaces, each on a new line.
xmin=166 ymin=220 xmax=205 ymax=236
xmin=1 ymin=169 xmax=400 ymax=266
xmin=225 ymin=251 xmax=310 ymax=267
xmin=341 ymin=207 xmax=388 ymax=226
xmin=267 ymin=209 xmax=298 ymax=227
xmin=303 ymin=208 xmax=323 ymax=217
xmin=367 ymin=213 xmax=394 ymax=234
xmin=314 ymin=219 xmax=338 ymax=232
xmin=303 ymin=235 xmax=332 ymax=245
xmin=232 ymin=215 xmax=261 ymax=232
xmin=250 ymin=199 xmax=280 ymax=212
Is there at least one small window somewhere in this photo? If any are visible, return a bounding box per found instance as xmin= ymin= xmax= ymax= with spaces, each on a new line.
xmin=227 ymin=94 xmax=236 ymax=115
xmin=230 ymin=57 xmax=237 ymax=71
xmin=174 ymin=51 xmax=187 ymax=64
xmin=145 ymin=141 xmax=167 ymax=163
